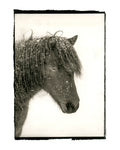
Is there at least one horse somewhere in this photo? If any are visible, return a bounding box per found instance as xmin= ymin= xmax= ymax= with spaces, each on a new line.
xmin=14 ymin=32 xmax=82 ymax=137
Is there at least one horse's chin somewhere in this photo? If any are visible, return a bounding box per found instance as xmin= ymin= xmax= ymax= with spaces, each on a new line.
xmin=60 ymin=102 xmax=79 ymax=114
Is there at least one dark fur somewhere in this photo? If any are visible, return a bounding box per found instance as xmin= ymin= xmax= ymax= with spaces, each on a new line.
xmin=14 ymin=33 xmax=81 ymax=137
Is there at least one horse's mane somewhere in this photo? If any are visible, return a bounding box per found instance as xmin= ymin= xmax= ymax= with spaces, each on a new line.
xmin=15 ymin=33 xmax=81 ymax=92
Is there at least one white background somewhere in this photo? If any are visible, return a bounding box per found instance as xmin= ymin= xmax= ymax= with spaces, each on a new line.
xmin=15 ymin=14 xmax=104 ymax=137
xmin=0 ymin=0 xmax=120 ymax=149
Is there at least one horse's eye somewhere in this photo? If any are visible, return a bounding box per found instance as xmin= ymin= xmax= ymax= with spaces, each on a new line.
xmin=53 ymin=67 xmax=57 ymax=70
xmin=49 ymin=66 xmax=57 ymax=72
xmin=52 ymin=67 xmax=56 ymax=71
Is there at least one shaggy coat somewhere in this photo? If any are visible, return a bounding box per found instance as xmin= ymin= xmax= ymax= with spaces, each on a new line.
xmin=14 ymin=34 xmax=81 ymax=137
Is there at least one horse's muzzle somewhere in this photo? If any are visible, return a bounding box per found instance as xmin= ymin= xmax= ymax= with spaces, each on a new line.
xmin=61 ymin=101 xmax=79 ymax=114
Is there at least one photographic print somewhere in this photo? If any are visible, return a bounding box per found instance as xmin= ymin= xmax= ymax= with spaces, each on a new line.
xmin=14 ymin=10 xmax=105 ymax=139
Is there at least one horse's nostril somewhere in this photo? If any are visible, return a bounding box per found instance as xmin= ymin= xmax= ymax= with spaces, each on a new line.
xmin=65 ymin=102 xmax=79 ymax=113
xmin=66 ymin=102 xmax=75 ymax=112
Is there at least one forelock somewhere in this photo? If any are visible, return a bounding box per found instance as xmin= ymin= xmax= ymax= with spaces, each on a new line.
xmin=51 ymin=36 xmax=81 ymax=75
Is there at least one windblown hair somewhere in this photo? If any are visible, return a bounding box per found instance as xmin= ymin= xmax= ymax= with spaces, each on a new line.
xmin=14 ymin=34 xmax=81 ymax=94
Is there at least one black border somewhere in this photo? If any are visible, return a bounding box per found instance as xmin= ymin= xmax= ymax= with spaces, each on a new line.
xmin=14 ymin=10 xmax=106 ymax=140
xmin=14 ymin=9 xmax=104 ymax=14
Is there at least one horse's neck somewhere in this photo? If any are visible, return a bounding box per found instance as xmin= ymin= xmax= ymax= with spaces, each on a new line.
xmin=15 ymin=85 xmax=42 ymax=105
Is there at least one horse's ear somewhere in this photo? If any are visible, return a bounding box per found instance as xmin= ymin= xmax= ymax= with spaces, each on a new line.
xmin=68 ymin=35 xmax=78 ymax=45
xmin=49 ymin=38 xmax=56 ymax=49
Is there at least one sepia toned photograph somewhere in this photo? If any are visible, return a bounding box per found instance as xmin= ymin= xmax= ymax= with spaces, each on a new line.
xmin=14 ymin=10 xmax=105 ymax=139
